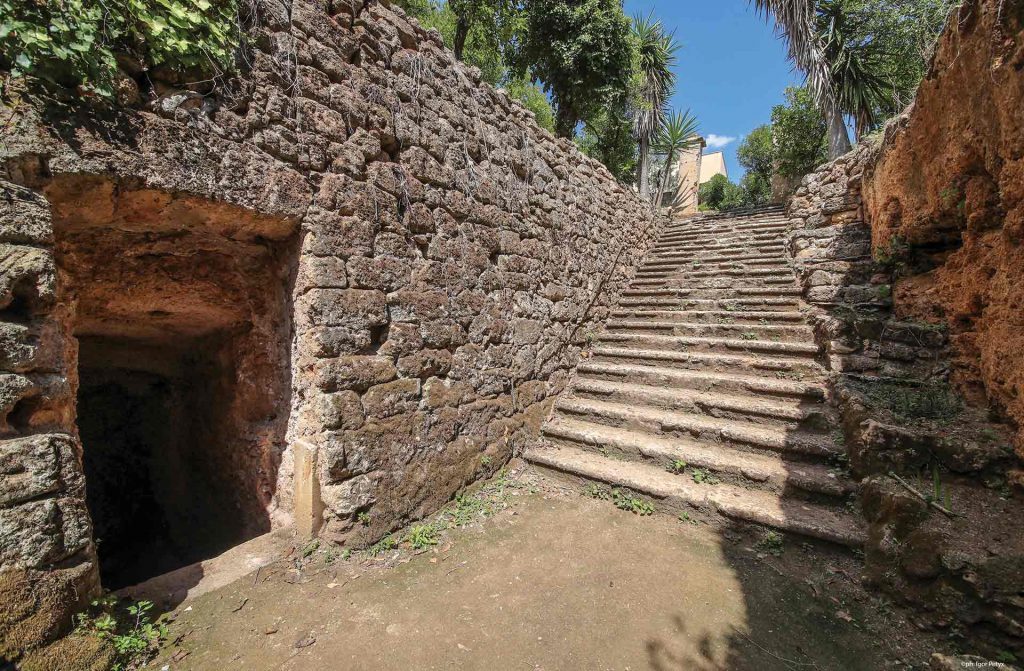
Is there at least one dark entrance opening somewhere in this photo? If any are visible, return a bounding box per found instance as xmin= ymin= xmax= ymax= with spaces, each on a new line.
xmin=49 ymin=177 xmax=298 ymax=590
xmin=77 ymin=336 xmax=262 ymax=589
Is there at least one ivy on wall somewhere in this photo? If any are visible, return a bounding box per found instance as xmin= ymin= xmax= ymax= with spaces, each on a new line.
xmin=0 ymin=0 xmax=240 ymax=97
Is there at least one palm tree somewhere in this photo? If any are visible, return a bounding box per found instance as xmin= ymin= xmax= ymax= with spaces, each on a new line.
xmin=816 ymin=0 xmax=889 ymax=140
xmin=752 ymin=0 xmax=852 ymax=158
xmin=631 ymin=13 xmax=679 ymax=199
xmin=653 ymin=109 xmax=701 ymax=208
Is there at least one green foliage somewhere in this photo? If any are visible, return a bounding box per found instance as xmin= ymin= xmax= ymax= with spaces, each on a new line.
xmin=578 ymin=98 xmax=636 ymax=182
xmin=505 ymin=77 xmax=555 ymax=132
xmin=407 ymin=523 xmax=441 ymax=549
xmin=368 ymin=533 xmax=401 ymax=556
xmin=75 ymin=596 xmax=167 ymax=671
xmin=829 ymin=0 xmax=958 ymax=123
xmin=0 ymin=0 xmax=241 ymax=97
xmin=669 ymin=459 xmax=688 ymax=474
xmin=854 ymin=379 xmax=963 ymax=422
xmin=611 ymin=488 xmax=654 ymax=515
xmin=771 ymin=86 xmax=828 ymax=180
xmin=698 ymin=173 xmax=731 ymax=210
xmin=690 ymin=468 xmax=720 ymax=485
xmin=737 ymin=125 xmax=773 ymax=182
xmin=652 ymin=108 xmax=700 ymax=206
xmin=516 ymin=0 xmax=634 ymax=137
xmin=756 ymin=530 xmax=785 ymax=556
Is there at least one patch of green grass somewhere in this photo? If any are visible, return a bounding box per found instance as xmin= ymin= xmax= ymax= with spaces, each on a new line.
xmin=583 ymin=483 xmax=609 ymax=500
xmin=75 ymin=596 xmax=167 ymax=671
xmin=407 ymin=523 xmax=441 ymax=550
xmin=740 ymin=331 xmax=757 ymax=340
xmin=678 ymin=511 xmax=698 ymax=525
xmin=979 ymin=427 xmax=1000 ymax=442
xmin=611 ymin=489 xmax=654 ymax=515
xmin=357 ymin=511 xmax=371 ymax=526
xmin=480 ymin=455 xmax=492 ymax=466
xmin=691 ymin=469 xmax=720 ymax=485
xmin=855 ymin=379 xmax=963 ymax=423
xmin=756 ymin=530 xmax=785 ymax=557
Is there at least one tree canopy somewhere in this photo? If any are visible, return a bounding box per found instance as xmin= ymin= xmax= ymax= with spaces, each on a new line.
xmin=515 ymin=0 xmax=634 ymax=138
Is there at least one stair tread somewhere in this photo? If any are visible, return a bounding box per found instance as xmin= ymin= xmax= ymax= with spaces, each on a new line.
xmin=525 ymin=444 xmax=865 ymax=547
xmin=599 ymin=332 xmax=819 ymax=354
xmin=543 ymin=415 xmax=851 ymax=496
xmin=555 ymin=396 xmax=838 ymax=457
xmin=577 ymin=360 xmax=826 ymax=398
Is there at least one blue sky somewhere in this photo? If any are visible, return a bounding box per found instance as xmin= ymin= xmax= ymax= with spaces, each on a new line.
xmin=623 ymin=0 xmax=802 ymax=178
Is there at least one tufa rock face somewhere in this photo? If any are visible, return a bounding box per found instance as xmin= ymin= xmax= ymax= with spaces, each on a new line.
xmin=0 ymin=0 xmax=663 ymax=660
xmin=863 ymin=0 xmax=1024 ymax=455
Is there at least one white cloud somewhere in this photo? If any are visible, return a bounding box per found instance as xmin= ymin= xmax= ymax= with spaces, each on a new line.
xmin=705 ymin=134 xmax=736 ymax=149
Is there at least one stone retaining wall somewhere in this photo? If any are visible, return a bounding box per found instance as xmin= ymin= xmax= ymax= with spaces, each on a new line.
xmin=0 ymin=0 xmax=662 ymax=661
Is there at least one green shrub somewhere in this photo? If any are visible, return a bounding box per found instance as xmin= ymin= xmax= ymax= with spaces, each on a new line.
xmin=0 ymin=0 xmax=241 ymax=97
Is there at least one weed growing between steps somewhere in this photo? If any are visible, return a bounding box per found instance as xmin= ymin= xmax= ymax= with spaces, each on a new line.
xmin=666 ymin=460 xmax=722 ymax=485
xmin=583 ymin=483 xmax=656 ymax=515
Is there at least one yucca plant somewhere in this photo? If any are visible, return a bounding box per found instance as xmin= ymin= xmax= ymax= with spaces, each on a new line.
xmin=752 ymin=0 xmax=853 ymax=158
xmin=816 ymin=0 xmax=891 ymax=139
xmin=653 ymin=108 xmax=701 ymax=208
xmin=630 ymin=12 xmax=679 ymax=199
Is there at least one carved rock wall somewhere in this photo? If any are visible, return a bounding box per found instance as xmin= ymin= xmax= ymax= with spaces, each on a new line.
xmin=0 ymin=0 xmax=661 ymax=660
xmin=863 ymin=0 xmax=1024 ymax=453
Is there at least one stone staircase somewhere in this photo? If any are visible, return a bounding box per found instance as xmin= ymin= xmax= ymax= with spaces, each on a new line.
xmin=525 ymin=206 xmax=865 ymax=547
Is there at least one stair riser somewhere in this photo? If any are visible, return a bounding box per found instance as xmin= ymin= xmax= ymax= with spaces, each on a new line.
xmin=618 ymin=299 xmax=802 ymax=311
xmin=597 ymin=334 xmax=819 ymax=358
xmin=525 ymin=458 xmax=861 ymax=548
xmin=553 ymin=405 xmax=836 ymax=459
xmin=568 ymin=386 xmax=833 ymax=432
xmin=625 ymin=279 xmax=797 ymax=291
xmin=577 ymin=367 xmax=825 ymax=401
xmin=610 ymin=311 xmax=806 ymax=324
xmin=604 ymin=323 xmax=815 ymax=342
xmin=541 ymin=433 xmax=843 ymax=501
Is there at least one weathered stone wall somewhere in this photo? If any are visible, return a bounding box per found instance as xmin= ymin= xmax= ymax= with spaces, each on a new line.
xmin=784 ymin=0 xmax=1024 ymax=655
xmin=787 ymin=144 xmax=948 ymax=381
xmin=863 ymin=0 xmax=1024 ymax=455
xmin=0 ymin=0 xmax=661 ymax=661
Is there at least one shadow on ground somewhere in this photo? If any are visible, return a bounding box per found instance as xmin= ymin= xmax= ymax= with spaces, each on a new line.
xmin=153 ymin=472 xmax=942 ymax=670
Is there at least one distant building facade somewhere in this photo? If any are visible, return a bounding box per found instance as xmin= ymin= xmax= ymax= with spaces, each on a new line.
xmin=662 ymin=143 xmax=730 ymax=216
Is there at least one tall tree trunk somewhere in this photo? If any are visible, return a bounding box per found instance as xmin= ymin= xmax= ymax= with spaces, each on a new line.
xmin=453 ymin=15 xmax=470 ymax=60
xmin=654 ymin=147 xmax=676 ymax=208
xmin=554 ymin=103 xmax=577 ymax=139
xmin=826 ymin=107 xmax=852 ymax=159
xmin=637 ymin=135 xmax=650 ymax=199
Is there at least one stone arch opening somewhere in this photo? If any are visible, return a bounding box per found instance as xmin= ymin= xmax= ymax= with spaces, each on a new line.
xmin=47 ymin=176 xmax=299 ymax=590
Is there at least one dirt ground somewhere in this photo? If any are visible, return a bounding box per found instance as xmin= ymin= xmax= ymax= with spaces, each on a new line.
xmin=151 ymin=467 xmax=948 ymax=671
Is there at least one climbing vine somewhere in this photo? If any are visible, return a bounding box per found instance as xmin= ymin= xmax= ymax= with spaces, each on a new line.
xmin=0 ymin=0 xmax=241 ymax=97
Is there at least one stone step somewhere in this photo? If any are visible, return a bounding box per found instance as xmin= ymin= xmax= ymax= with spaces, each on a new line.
xmin=598 ymin=332 xmax=820 ymax=357
xmin=524 ymin=445 xmax=865 ymax=547
xmin=577 ymin=360 xmax=826 ymax=400
xmin=644 ymin=256 xmax=790 ymax=268
xmin=658 ymin=232 xmax=785 ymax=246
xmin=617 ymin=298 xmax=804 ymax=312
xmin=570 ymin=377 xmax=833 ymax=430
xmin=554 ymin=396 xmax=838 ymax=458
xmin=605 ymin=320 xmax=814 ymax=341
xmin=652 ymin=243 xmax=786 ymax=256
xmin=622 ymin=278 xmax=798 ymax=296
xmin=610 ymin=309 xmax=807 ymax=323
xmin=590 ymin=346 xmax=823 ymax=377
xmin=542 ymin=416 xmax=850 ymax=496
xmin=663 ymin=218 xmax=790 ymax=233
